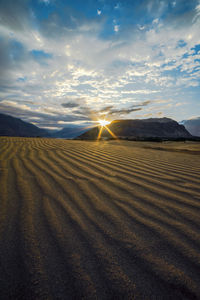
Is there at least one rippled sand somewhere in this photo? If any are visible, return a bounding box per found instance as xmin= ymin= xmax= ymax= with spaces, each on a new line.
xmin=0 ymin=137 xmax=200 ymax=299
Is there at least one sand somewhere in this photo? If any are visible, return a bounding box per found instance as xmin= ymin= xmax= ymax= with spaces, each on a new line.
xmin=0 ymin=137 xmax=200 ymax=299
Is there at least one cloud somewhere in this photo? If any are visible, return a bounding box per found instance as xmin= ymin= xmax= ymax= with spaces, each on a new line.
xmin=0 ymin=0 xmax=30 ymax=31
xmin=95 ymin=100 xmax=152 ymax=117
xmin=121 ymin=90 xmax=159 ymax=95
xmin=0 ymin=0 xmax=199 ymax=127
xmin=98 ymin=105 xmax=114 ymax=113
xmin=114 ymin=25 xmax=120 ymax=32
xmin=0 ymin=99 xmax=90 ymax=128
xmin=40 ymin=0 xmax=50 ymax=4
xmin=172 ymin=1 xmax=176 ymax=8
xmin=152 ymin=18 xmax=159 ymax=25
xmin=114 ymin=3 xmax=120 ymax=10
xmin=0 ymin=100 xmax=31 ymax=110
xmin=107 ymin=107 xmax=142 ymax=116
xmin=61 ymin=102 xmax=80 ymax=108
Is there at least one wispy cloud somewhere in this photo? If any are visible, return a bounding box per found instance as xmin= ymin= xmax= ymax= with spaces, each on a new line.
xmin=94 ymin=101 xmax=152 ymax=118
xmin=114 ymin=25 xmax=120 ymax=32
xmin=61 ymin=102 xmax=80 ymax=108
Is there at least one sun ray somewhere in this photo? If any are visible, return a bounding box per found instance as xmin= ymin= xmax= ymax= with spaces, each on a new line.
xmin=97 ymin=126 xmax=103 ymax=140
xmin=104 ymin=125 xmax=118 ymax=139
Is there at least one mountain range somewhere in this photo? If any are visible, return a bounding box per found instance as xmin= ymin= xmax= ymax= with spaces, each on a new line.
xmin=0 ymin=113 xmax=199 ymax=140
xmin=0 ymin=113 xmax=88 ymax=138
xmin=0 ymin=113 xmax=49 ymax=137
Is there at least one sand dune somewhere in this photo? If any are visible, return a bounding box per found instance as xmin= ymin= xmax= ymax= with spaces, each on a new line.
xmin=0 ymin=137 xmax=200 ymax=299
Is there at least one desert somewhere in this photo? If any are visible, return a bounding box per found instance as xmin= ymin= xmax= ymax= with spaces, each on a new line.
xmin=0 ymin=137 xmax=200 ymax=299
xmin=1 ymin=0 xmax=200 ymax=298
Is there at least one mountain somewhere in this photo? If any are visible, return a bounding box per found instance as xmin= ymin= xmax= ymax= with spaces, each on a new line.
xmin=77 ymin=118 xmax=192 ymax=140
xmin=180 ymin=118 xmax=200 ymax=136
xmin=51 ymin=125 xmax=88 ymax=139
xmin=0 ymin=114 xmax=194 ymax=140
xmin=0 ymin=113 xmax=50 ymax=137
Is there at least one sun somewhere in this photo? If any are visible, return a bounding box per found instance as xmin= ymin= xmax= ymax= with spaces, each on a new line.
xmin=98 ymin=119 xmax=111 ymax=127
xmin=97 ymin=119 xmax=117 ymax=140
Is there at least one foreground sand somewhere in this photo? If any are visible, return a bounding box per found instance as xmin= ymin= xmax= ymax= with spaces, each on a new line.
xmin=0 ymin=137 xmax=200 ymax=299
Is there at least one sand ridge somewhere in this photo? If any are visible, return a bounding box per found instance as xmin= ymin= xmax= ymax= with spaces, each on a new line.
xmin=0 ymin=137 xmax=200 ymax=299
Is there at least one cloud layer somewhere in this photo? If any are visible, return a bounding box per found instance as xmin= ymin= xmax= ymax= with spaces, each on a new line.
xmin=0 ymin=0 xmax=199 ymax=128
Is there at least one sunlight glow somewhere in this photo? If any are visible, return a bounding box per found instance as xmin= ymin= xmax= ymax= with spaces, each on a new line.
xmin=98 ymin=119 xmax=111 ymax=127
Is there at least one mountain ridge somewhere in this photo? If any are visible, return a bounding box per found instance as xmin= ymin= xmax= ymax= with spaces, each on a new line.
xmin=0 ymin=113 xmax=197 ymax=140
xmin=0 ymin=113 xmax=89 ymax=138
xmin=77 ymin=118 xmax=192 ymax=140
xmin=0 ymin=113 xmax=49 ymax=137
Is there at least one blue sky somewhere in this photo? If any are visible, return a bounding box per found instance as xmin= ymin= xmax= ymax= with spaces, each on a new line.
xmin=0 ymin=0 xmax=200 ymax=129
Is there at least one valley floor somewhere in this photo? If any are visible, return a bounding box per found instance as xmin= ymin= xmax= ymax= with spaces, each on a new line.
xmin=0 ymin=137 xmax=200 ymax=299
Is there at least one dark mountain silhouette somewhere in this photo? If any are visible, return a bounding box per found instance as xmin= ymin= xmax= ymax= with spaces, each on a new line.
xmin=180 ymin=118 xmax=200 ymax=136
xmin=77 ymin=118 xmax=192 ymax=140
xmin=0 ymin=113 xmax=50 ymax=137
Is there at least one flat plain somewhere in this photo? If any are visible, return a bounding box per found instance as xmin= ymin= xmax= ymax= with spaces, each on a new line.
xmin=0 ymin=137 xmax=200 ymax=299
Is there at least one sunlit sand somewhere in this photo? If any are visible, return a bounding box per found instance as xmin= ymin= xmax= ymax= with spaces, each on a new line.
xmin=0 ymin=137 xmax=200 ymax=299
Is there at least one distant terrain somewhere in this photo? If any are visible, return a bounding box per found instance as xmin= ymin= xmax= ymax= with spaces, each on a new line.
xmin=180 ymin=118 xmax=200 ymax=136
xmin=0 ymin=137 xmax=200 ymax=299
xmin=78 ymin=118 xmax=192 ymax=140
xmin=0 ymin=113 xmax=88 ymax=138
xmin=50 ymin=125 xmax=88 ymax=139
xmin=1 ymin=113 xmax=199 ymax=141
xmin=0 ymin=113 xmax=49 ymax=137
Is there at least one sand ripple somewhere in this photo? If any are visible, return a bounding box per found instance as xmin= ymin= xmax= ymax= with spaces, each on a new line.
xmin=0 ymin=137 xmax=200 ymax=299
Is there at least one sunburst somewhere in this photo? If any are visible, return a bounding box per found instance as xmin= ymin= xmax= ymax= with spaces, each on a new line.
xmin=98 ymin=119 xmax=111 ymax=127
xmin=97 ymin=119 xmax=117 ymax=140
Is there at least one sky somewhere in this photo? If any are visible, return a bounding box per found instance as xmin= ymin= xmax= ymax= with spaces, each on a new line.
xmin=0 ymin=0 xmax=200 ymax=130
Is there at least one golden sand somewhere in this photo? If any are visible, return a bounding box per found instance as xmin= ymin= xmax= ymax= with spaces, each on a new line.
xmin=0 ymin=137 xmax=200 ymax=299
